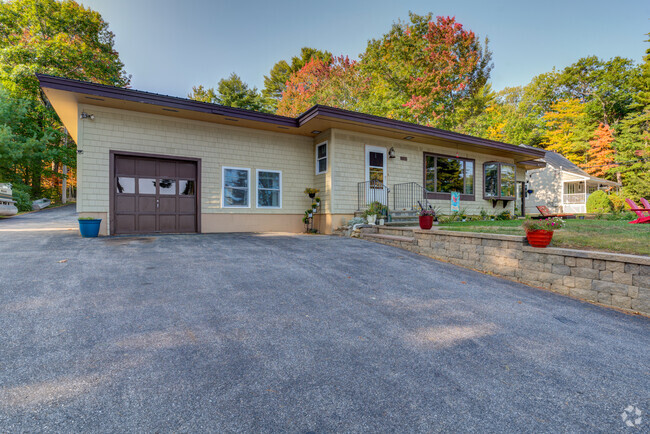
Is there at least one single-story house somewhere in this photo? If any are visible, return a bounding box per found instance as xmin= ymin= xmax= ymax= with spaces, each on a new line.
xmin=38 ymin=74 xmax=545 ymax=236
xmin=523 ymin=149 xmax=621 ymax=215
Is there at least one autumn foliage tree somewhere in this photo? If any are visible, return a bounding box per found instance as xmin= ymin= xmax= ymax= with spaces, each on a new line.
xmin=582 ymin=123 xmax=616 ymax=177
xmin=360 ymin=13 xmax=492 ymax=128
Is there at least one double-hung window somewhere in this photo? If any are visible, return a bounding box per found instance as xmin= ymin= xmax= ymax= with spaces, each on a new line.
xmin=483 ymin=162 xmax=516 ymax=200
xmin=316 ymin=142 xmax=327 ymax=174
xmin=257 ymin=170 xmax=281 ymax=208
xmin=222 ymin=167 xmax=250 ymax=208
xmin=424 ymin=153 xmax=475 ymax=200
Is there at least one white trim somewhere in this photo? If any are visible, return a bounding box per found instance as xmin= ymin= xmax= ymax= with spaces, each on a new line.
xmin=315 ymin=141 xmax=328 ymax=175
xmin=256 ymin=169 xmax=282 ymax=209
xmin=221 ymin=166 xmax=251 ymax=208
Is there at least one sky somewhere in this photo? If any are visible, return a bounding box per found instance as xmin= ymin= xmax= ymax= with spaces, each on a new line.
xmin=79 ymin=0 xmax=649 ymax=98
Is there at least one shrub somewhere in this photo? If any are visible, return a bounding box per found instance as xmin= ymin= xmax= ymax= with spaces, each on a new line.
xmin=362 ymin=201 xmax=388 ymax=218
xmin=496 ymin=210 xmax=512 ymax=220
xmin=586 ymin=190 xmax=612 ymax=213
xmin=347 ymin=217 xmax=365 ymax=227
xmin=522 ymin=217 xmax=565 ymax=232
xmin=608 ymin=192 xmax=626 ymax=212
xmin=11 ymin=183 xmax=32 ymax=212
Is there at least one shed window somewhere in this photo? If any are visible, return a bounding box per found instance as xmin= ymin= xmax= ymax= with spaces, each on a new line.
xmin=222 ymin=167 xmax=250 ymax=208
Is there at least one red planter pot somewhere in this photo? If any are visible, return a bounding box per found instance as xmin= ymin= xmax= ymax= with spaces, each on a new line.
xmin=526 ymin=229 xmax=554 ymax=248
xmin=419 ymin=215 xmax=434 ymax=230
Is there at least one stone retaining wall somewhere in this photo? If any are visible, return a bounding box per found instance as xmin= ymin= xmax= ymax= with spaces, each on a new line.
xmin=361 ymin=227 xmax=650 ymax=316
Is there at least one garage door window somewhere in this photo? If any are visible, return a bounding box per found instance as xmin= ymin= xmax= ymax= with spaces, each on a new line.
xmin=159 ymin=179 xmax=176 ymax=195
xmin=139 ymin=178 xmax=156 ymax=194
xmin=257 ymin=170 xmax=281 ymax=208
xmin=222 ymin=167 xmax=250 ymax=208
xmin=179 ymin=180 xmax=195 ymax=195
xmin=116 ymin=177 xmax=135 ymax=194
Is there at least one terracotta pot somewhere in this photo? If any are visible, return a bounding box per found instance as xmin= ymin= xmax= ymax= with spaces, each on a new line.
xmin=419 ymin=215 xmax=434 ymax=230
xmin=526 ymin=229 xmax=554 ymax=248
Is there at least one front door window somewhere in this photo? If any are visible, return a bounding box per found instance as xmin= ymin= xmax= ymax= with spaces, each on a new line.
xmin=368 ymin=151 xmax=384 ymax=188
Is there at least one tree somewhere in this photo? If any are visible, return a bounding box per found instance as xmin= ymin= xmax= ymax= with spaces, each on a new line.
xmin=0 ymin=0 xmax=128 ymax=200
xmin=541 ymin=99 xmax=594 ymax=164
xmin=262 ymin=47 xmax=332 ymax=110
xmin=188 ymin=73 xmax=271 ymax=112
xmin=558 ymin=56 xmax=639 ymax=127
xmin=276 ymin=56 xmax=369 ymax=117
xmin=187 ymin=85 xmax=218 ymax=104
xmin=582 ymin=123 xmax=616 ymax=178
xmin=360 ymin=13 xmax=493 ymax=129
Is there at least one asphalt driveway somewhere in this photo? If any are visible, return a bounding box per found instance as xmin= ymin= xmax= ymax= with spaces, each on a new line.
xmin=0 ymin=206 xmax=648 ymax=432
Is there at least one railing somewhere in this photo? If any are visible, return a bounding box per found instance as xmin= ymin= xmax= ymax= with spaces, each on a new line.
xmin=563 ymin=193 xmax=586 ymax=204
xmin=392 ymin=182 xmax=430 ymax=211
xmin=357 ymin=180 xmax=390 ymax=211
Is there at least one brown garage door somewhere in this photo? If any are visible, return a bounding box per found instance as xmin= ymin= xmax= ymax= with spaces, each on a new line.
xmin=112 ymin=154 xmax=198 ymax=234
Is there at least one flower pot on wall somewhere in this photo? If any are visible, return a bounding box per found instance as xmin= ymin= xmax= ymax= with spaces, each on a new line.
xmin=79 ymin=219 xmax=101 ymax=238
xmin=526 ymin=229 xmax=554 ymax=248
xmin=419 ymin=215 xmax=434 ymax=230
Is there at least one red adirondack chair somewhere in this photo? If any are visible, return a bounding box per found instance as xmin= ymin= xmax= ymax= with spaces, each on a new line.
xmin=534 ymin=205 xmax=575 ymax=219
xmin=625 ymin=198 xmax=650 ymax=224
xmin=641 ymin=197 xmax=650 ymax=210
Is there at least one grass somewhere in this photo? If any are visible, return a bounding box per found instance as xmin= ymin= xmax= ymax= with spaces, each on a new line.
xmin=439 ymin=218 xmax=650 ymax=256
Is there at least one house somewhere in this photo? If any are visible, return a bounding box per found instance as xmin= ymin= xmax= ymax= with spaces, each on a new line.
xmin=524 ymin=149 xmax=621 ymax=215
xmin=37 ymin=74 xmax=546 ymax=236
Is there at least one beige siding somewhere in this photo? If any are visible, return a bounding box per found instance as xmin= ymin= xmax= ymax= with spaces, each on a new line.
xmin=78 ymin=105 xmax=316 ymax=220
xmin=331 ymin=129 xmax=518 ymax=215
xmin=312 ymin=130 xmax=332 ymax=214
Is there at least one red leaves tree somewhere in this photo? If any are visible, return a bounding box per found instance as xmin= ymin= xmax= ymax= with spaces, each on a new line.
xmin=582 ymin=123 xmax=617 ymax=177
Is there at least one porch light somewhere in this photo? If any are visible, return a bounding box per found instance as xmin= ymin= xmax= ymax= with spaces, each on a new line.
xmin=404 ymin=136 xmax=414 ymax=140
xmin=311 ymin=130 xmax=322 ymax=134
xmin=80 ymin=112 xmax=94 ymax=120
xmin=388 ymin=147 xmax=396 ymax=158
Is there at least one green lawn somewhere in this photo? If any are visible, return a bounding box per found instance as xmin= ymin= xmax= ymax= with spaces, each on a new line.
xmin=438 ymin=219 xmax=650 ymax=256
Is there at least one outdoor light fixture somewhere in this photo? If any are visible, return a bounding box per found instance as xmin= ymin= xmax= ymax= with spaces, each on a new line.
xmin=388 ymin=147 xmax=396 ymax=158
xmin=311 ymin=130 xmax=322 ymax=134
xmin=79 ymin=112 xmax=94 ymax=120
xmin=404 ymin=136 xmax=414 ymax=140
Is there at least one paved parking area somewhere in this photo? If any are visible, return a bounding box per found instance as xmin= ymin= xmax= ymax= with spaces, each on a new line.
xmin=0 ymin=206 xmax=648 ymax=432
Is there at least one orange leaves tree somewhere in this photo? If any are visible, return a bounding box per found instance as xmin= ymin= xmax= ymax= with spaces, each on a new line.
xmin=277 ymin=56 xmax=369 ymax=117
xmin=582 ymin=123 xmax=616 ymax=177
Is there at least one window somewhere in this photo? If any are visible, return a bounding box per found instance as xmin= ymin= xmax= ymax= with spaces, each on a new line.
xmin=424 ymin=153 xmax=475 ymax=200
xmin=316 ymin=142 xmax=327 ymax=174
xmin=483 ymin=162 xmax=516 ymax=200
xmin=222 ymin=167 xmax=250 ymax=208
xmin=257 ymin=170 xmax=281 ymax=208
xmin=116 ymin=177 xmax=135 ymax=194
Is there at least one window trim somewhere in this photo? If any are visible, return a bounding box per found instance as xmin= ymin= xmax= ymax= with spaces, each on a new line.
xmin=221 ymin=166 xmax=251 ymax=208
xmin=483 ymin=161 xmax=516 ymax=201
xmin=315 ymin=141 xmax=328 ymax=175
xmin=256 ymin=169 xmax=282 ymax=209
xmin=423 ymin=152 xmax=476 ymax=201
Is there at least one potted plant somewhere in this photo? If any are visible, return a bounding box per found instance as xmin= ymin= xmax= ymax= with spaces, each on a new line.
xmin=304 ymin=187 xmax=320 ymax=199
xmin=78 ymin=217 xmax=101 ymax=238
xmin=522 ymin=217 xmax=565 ymax=248
xmin=314 ymin=197 xmax=321 ymax=204
xmin=418 ymin=209 xmax=436 ymax=230
xmin=311 ymin=202 xmax=318 ymax=212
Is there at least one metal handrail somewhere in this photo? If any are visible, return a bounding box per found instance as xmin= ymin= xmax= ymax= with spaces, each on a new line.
xmin=357 ymin=180 xmax=390 ymax=215
xmin=392 ymin=182 xmax=430 ymax=211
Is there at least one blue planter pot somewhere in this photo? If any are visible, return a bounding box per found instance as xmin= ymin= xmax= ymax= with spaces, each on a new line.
xmin=78 ymin=219 xmax=101 ymax=237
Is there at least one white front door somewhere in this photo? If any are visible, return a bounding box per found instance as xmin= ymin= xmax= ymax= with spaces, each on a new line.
xmin=365 ymin=145 xmax=388 ymax=206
